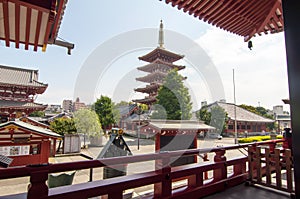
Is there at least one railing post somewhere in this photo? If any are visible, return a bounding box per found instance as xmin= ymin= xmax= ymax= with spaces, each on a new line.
xmin=203 ymin=153 xmax=209 ymax=180
xmin=274 ymin=148 xmax=282 ymax=188
xmin=154 ymin=153 xmax=172 ymax=198
xmin=285 ymin=149 xmax=293 ymax=192
xmin=213 ymin=149 xmax=227 ymax=182
xmin=265 ymin=147 xmax=271 ymax=185
xmin=248 ymin=145 xmax=254 ymax=181
xmin=268 ymin=141 xmax=276 ymax=153
xmin=27 ymin=169 xmax=49 ymax=199
xmin=255 ymin=146 xmax=262 ymax=183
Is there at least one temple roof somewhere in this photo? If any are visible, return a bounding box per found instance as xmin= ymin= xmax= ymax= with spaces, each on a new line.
xmin=135 ymin=83 xmax=161 ymax=94
xmin=0 ymin=120 xmax=61 ymax=138
xmin=139 ymin=47 xmax=184 ymax=63
xmin=0 ymin=100 xmax=47 ymax=111
xmin=148 ymin=119 xmax=215 ymax=131
xmin=207 ymin=102 xmax=274 ymax=123
xmin=137 ymin=59 xmax=185 ymax=73
xmin=0 ymin=0 xmax=70 ymax=51
xmin=136 ymin=71 xmax=167 ymax=83
xmin=162 ymin=0 xmax=283 ymax=42
xmin=132 ymin=97 xmax=156 ymax=105
xmin=0 ymin=65 xmax=48 ymax=92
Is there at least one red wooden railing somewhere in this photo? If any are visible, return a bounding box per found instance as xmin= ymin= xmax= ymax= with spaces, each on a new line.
xmin=248 ymin=145 xmax=294 ymax=196
xmin=0 ymin=139 xmax=287 ymax=199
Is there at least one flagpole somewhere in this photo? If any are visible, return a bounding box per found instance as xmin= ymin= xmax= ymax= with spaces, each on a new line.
xmin=233 ymin=69 xmax=238 ymax=144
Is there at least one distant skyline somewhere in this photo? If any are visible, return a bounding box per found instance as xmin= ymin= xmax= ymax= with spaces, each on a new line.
xmin=0 ymin=1 xmax=289 ymax=111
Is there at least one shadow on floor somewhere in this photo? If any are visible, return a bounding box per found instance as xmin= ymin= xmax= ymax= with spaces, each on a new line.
xmin=203 ymin=183 xmax=291 ymax=199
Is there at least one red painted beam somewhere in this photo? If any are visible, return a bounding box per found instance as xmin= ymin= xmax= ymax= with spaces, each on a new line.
xmin=15 ymin=1 xmax=20 ymax=48
xmin=194 ymin=0 xmax=219 ymax=18
xmin=216 ymin=0 xmax=252 ymax=30
xmin=33 ymin=11 xmax=42 ymax=51
xmin=3 ymin=0 xmax=10 ymax=47
xmin=25 ymin=7 xmax=31 ymax=50
xmin=49 ymin=0 xmax=64 ymax=42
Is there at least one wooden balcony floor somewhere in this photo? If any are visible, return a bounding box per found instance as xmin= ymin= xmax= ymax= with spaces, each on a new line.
xmin=203 ymin=183 xmax=291 ymax=199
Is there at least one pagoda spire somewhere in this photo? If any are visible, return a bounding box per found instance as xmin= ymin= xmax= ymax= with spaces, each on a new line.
xmin=158 ymin=20 xmax=164 ymax=48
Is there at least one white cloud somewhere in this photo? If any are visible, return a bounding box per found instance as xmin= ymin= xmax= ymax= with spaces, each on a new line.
xmin=194 ymin=27 xmax=289 ymax=110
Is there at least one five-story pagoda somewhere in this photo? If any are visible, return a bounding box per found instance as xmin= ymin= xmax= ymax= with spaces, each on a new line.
xmin=133 ymin=21 xmax=186 ymax=106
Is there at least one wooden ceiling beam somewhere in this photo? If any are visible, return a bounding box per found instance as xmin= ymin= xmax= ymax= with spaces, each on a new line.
xmin=171 ymin=0 xmax=182 ymax=7
xmin=190 ymin=0 xmax=212 ymax=16
xmin=177 ymin=0 xmax=191 ymax=10
xmin=210 ymin=0 xmax=240 ymax=25
xmin=256 ymin=0 xmax=281 ymax=34
xmin=184 ymin=0 xmax=203 ymax=14
xmin=3 ymin=0 xmax=10 ymax=47
xmin=193 ymin=0 xmax=217 ymax=18
xmin=15 ymin=1 xmax=20 ymax=48
xmin=24 ymin=7 xmax=31 ymax=50
xmin=224 ymin=0 xmax=272 ymax=36
xmin=217 ymin=0 xmax=257 ymax=31
xmin=201 ymin=0 xmax=226 ymax=22
xmin=215 ymin=0 xmax=248 ymax=28
xmin=48 ymin=0 xmax=62 ymax=42
xmin=33 ymin=10 xmax=42 ymax=51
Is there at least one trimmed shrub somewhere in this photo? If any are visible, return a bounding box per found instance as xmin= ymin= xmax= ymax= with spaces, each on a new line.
xmin=238 ymin=135 xmax=282 ymax=143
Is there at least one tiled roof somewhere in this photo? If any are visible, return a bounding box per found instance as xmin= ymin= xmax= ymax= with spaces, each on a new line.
xmin=0 ymin=100 xmax=47 ymax=109
xmin=0 ymin=65 xmax=47 ymax=87
xmin=0 ymin=120 xmax=61 ymax=138
xmin=210 ymin=102 xmax=274 ymax=123
xmin=148 ymin=120 xmax=215 ymax=130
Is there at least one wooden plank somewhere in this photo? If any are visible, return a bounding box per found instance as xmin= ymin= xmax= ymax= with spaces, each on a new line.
xmin=274 ymin=148 xmax=282 ymax=188
xmin=25 ymin=7 xmax=31 ymax=50
xmin=33 ymin=10 xmax=42 ymax=51
xmin=285 ymin=149 xmax=293 ymax=192
xmin=256 ymin=146 xmax=262 ymax=183
xmin=265 ymin=147 xmax=271 ymax=185
xmin=15 ymin=1 xmax=20 ymax=48
xmin=3 ymin=0 xmax=10 ymax=46
xmin=248 ymin=146 xmax=254 ymax=181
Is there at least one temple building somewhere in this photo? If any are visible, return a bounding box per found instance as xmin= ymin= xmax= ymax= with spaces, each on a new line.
xmin=0 ymin=65 xmax=48 ymax=122
xmin=203 ymin=101 xmax=274 ymax=135
xmin=133 ymin=21 xmax=186 ymax=106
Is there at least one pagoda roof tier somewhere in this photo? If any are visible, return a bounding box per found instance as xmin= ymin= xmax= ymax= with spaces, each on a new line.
xmin=136 ymin=72 xmax=167 ymax=83
xmin=0 ymin=100 xmax=47 ymax=113
xmin=0 ymin=65 xmax=48 ymax=93
xmin=139 ymin=47 xmax=184 ymax=63
xmin=132 ymin=97 xmax=156 ymax=105
xmin=137 ymin=59 xmax=185 ymax=73
xmin=134 ymin=83 xmax=161 ymax=94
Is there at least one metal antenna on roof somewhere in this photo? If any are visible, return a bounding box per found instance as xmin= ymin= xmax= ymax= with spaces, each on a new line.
xmin=158 ymin=20 xmax=164 ymax=49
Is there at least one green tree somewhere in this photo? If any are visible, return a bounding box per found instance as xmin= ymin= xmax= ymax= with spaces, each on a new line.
xmin=197 ymin=106 xmax=227 ymax=134
xmin=29 ymin=111 xmax=45 ymax=117
xmin=239 ymin=104 xmax=259 ymax=115
xmin=239 ymin=104 xmax=276 ymax=131
xmin=197 ymin=108 xmax=211 ymax=125
xmin=210 ymin=106 xmax=228 ymax=134
xmin=151 ymin=69 xmax=192 ymax=120
xmin=112 ymin=102 xmax=121 ymax=127
xmin=93 ymin=95 xmax=115 ymax=131
xmin=49 ymin=117 xmax=77 ymax=135
xmin=73 ymin=109 xmax=102 ymax=148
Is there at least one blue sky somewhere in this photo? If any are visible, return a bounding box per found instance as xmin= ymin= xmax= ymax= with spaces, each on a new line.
xmin=0 ymin=1 xmax=289 ymax=111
